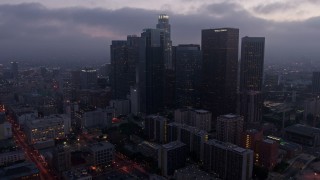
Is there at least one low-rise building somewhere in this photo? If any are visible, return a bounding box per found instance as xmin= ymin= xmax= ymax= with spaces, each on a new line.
xmin=0 ymin=162 xmax=40 ymax=179
xmin=174 ymin=165 xmax=219 ymax=180
xmin=254 ymin=139 xmax=279 ymax=170
xmin=285 ymin=124 xmax=320 ymax=147
xmin=109 ymin=99 xmax=130 ymax=117
xmin=88 ymin=141 xmax=115 ymax=167
xmin=75 ymin=107 xmax=113 ymax=131
xmin=0 ymin=149 xmax=25 ymax=166
xmin=25 ymin=114 xmax=70 ymax=146
xmin=63 ymin=169 xmax=92 ymax=180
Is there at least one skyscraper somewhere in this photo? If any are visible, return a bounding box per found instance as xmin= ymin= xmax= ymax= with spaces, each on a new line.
xmin=201 ymin=28 xmax=239 ymax=123
xmin=203 ymin=139 xmax=253 ymax=180
xmin=139 ymin=29 xmax=165 ymax=114
xmin=110 ymin=40 xmax=128 ymax=99
xmin=110 ymin=36 xmax=140 ymax=100
xmin=157 ymin=14 xmax=175 ymax=109
xmin=80 ymin=68 xmax=98 ymax=89
xmin=312 ymin=72 xmax=320 ymax=93
xmin=240 ymin=37 xmax=265 ymax=92
xmin=156 ymin=14 xmax=172 ymax=70
xmin=175 ymin=44 xmax=202 ymax=108
xmin=10 ymin=61 xmax=18 ymax=78
xmin=239 ymin=37 xmax=265 ymax=124
xmin=216 ymin=114 xmax=244 ymax=146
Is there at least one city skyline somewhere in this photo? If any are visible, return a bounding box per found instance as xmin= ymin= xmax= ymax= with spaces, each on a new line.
xmin=0 ymin=1 xmax=320 ymax=64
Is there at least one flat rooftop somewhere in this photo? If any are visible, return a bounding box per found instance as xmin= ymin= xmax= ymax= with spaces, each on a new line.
xmin=285 ymin=124 xmax=320 ymax=137
xmin=162 ymin=141 xmax=185 ymax=150
xmin=0 ymin=162 xmax=39 ymax=179
xmin=89 ymin=141 xmax=114 ymax=152
xmin=206 ymin=139 xmax=251 ymax=154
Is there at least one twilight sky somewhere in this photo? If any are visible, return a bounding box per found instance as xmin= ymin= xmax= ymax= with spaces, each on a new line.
xmin=1 ymin=0 xmax=320 ymax=65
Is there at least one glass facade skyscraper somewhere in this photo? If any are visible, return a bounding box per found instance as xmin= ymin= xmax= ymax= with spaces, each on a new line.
xmin=239 ymin=37 xmax=265 ymax=124
xmin=201 ymin=28 xmax=239 ymax=124
xmin=138 ymin=29 xmax=165 ymax=114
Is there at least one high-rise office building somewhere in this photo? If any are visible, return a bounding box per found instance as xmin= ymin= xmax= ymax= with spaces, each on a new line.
xmin=312 ymin=72 xmax=320 ymax=93
xmin=127 ymin=35 xmax=140 ymax=85
xmin=156 ymin=14 xmax=172 ymax=70
xmin=10 ymin=61 xmax=18 ymax=78
xmin=157 ymin=15 xmax=174 ymax=108
xmin=240 ymin=37 xmax=265 ymax=92
xmin=144 ymin=115 xmax=168 ymax=143
xmin=139 ymin=29 xmax=165 ymax=114
xmin=166 ymin=123 xmax=208 ymax=162
xmin=216 ymin=114 xmax=244 ymax=146
xmin=174 ymin=108 xmax=212 ymax=132
xmin=110 ymin=36 xmax=140 ymax=99
xmin=110 ymin=40 xmax=128 ymax=99
xmin=239 ymin=37 xmax=265 ymax=125
xmin=203 ymin=139 xmax=253 ymax=180
xmin=201 ymin=28 xmax=239 ymax=124
xmin=80 ymin=68 xmax=97 ymax=89
xmin=159 ymin=141 xmax=187 ymax=177
xmin=175 ymin=44 xmax=202 ymax=108
xmin=239 ymin=91 xmax=264 ymax=124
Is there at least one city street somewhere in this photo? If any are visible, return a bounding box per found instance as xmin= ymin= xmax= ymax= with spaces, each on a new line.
xmin=7 ymin=115 xmax=57 ymax=180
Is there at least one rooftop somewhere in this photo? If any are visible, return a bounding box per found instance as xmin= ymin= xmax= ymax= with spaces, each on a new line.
xmin=162 ymin=141 xmax=185 ymax=150
xmin=89 ymin=141 xmax=114 ymax=152
xmin=63 ymin=169 xmax=92 ymax=180
xmin=222 ymin=114 xmax=238 ymax=118
xmin=285 ymin=124 xmax=320 ymax=137
xmin=194 ymin=109 xmax=210 ymax=114
xmin=206 ymin=139 xmax=252 ymax=155
xmin=0 ymin=162 xmax=39 ymax=179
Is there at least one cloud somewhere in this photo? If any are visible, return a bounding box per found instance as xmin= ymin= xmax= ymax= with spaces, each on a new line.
xmin=253 ymin=2 xmax=295 ymax=14
xmin=0 ymin=2 xmax=320 ymax=66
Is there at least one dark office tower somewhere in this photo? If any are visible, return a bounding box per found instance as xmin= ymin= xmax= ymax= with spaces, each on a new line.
xmin=175 ymin=44 xmax=202 ymax=108
xmin=239 ymin=37 xmax=265 ymax=124
xmin=156 ymin=14 xmax=172 ymax=70
xmin=201 ymin=28 xmax=239 ymax=121
xmin=240 ymin=37 xmax=265 ymax=91
xmin=157 ymin=14 xmax=174 ymax=108
xmin=110 ymin=40 xmax=128 ymax=99
xmin=10 ymin=61 xmax=18 ymax=78
xmin=139 ymin=29 xmax=165 ymax=114
xmin=80 ymin=68 xmax=98 ymax=89
xmin=127 ymin=35 xmax=140 ymax=83
xmin=111 ymin=36 xmax=140 ymax=99
xmin=312 ymin=72 xmax=320 ymax=93
xmin=216 ymin=114 xmax=244 ymax=146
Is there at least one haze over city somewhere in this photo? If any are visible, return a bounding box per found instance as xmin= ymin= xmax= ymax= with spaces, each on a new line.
xmin=1 ymin=0 xmax=320 ymax=64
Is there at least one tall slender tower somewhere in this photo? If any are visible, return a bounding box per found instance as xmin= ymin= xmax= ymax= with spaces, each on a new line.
xmin=201 ymin=28 xmax=239 ymax=126
xmin=157 ymin=14 xmax=175 ymax=109
xmin=156 ymin=14 xmax=172 ymax=70
xmin=240 ymin=37 xmax=265 ymax=92
xmin=239 ymin=37 xmax=265 ymax=125
xmin=175 ymin=44 xmax=202 ymax=107
xmin=110 ymin=36 xmax=140 ymax=99
xmin=139 ymin=29 xmax=165 ymax=114
xmin=110 ymin=40 xmax=128 ymax=99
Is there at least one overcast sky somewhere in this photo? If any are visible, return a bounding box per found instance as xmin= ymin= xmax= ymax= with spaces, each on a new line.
xmin=1 ymin=0 xmax=320 ymax=65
